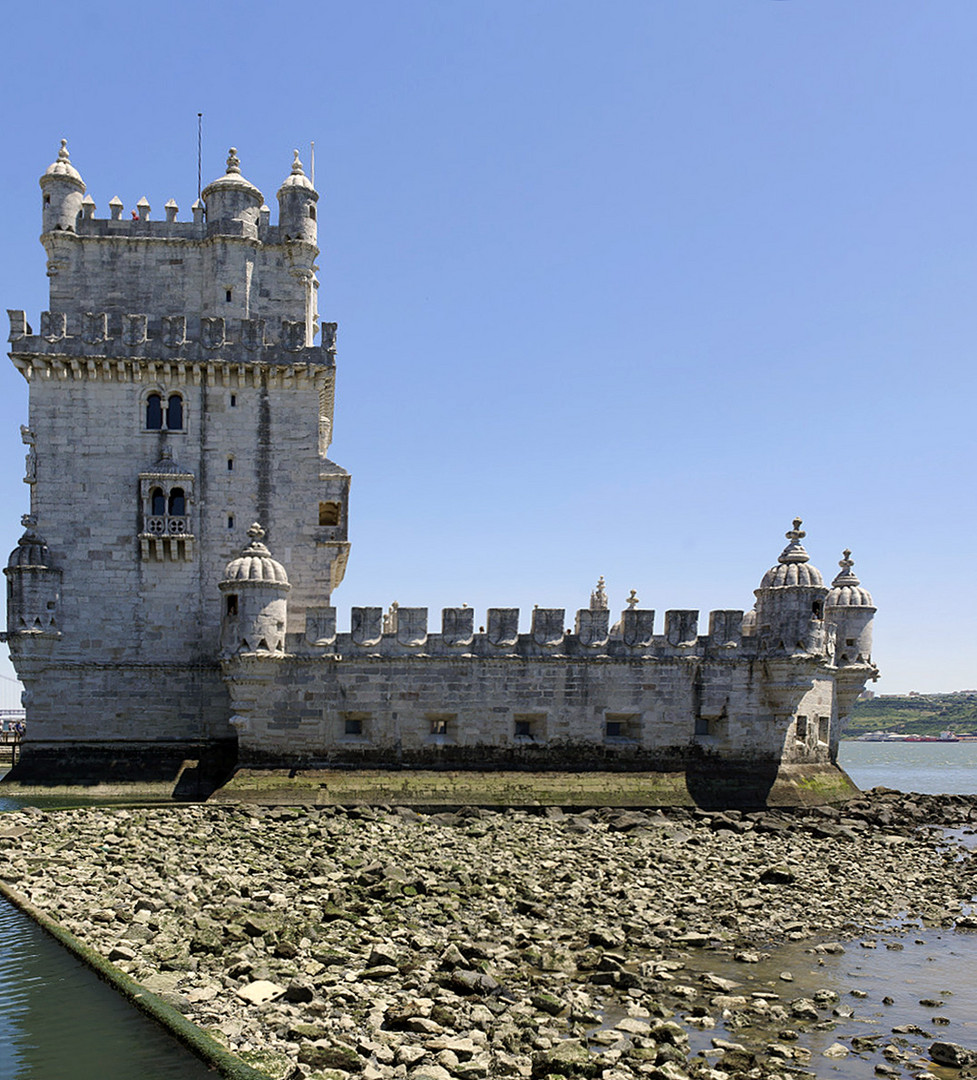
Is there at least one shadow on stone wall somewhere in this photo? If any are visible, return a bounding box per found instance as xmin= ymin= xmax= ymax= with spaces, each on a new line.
xmin=2 ymin=740 xmax=238 ymax=799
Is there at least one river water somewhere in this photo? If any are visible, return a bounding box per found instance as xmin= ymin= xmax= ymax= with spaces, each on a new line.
xmin=0 ymin=747 xmax=975 ymax=1078
xmin=839 ymin=739 xmax=977 ymax=795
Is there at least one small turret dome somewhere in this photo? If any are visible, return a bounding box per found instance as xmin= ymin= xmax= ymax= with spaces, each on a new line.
xmin=826 ymin=550 xmax=873 ymax=607
xmin=277 ymin=150 xmax=315 ymax=195
xmin=202 ymin=147 xmax=262 ymax=202
xmin=7 ymin=525 xmax=52 ymax=571
xmin=222 ymin=523 xmax=289 ymax=585
xmin=40 ymin=140 xmax=85 ymax=191
xmin=759 ymin=519 xmax=824 ymax=588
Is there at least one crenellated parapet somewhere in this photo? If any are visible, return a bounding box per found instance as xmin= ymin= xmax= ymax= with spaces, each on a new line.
xmin=295 ymin=603 xmax=756 ymax=661
xmin=8 ymin=310 xmax=336 ymax=369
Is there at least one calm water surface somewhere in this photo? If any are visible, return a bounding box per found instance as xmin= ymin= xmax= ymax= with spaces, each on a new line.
xmin=839 ymin=739 xmax=977 ymax=794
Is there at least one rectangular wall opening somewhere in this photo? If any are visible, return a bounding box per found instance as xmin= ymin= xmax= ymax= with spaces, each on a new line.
xmin=513 ymin=713 xmax=546 ymax=741
xmin=319 ymin=501 xmax=340 ymax=527
xmin=604 ymin=712 xmax=640 ymax=742
xmin=341 ymin=712 xmax=370 ymax=739
xmin=426 ymin=713 xmax=457 ymax=741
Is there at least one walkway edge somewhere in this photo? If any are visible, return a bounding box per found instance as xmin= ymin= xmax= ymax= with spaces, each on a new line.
xmin=0 ymin=879 xmax=271 ymax=1080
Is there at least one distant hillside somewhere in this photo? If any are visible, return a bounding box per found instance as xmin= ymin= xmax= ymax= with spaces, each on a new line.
xmin=845 ymin=692 xmax=977 ymax=738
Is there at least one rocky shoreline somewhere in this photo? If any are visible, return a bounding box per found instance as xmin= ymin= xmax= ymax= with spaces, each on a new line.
xmin=2 ymin=789 xmax=977 ymax=1080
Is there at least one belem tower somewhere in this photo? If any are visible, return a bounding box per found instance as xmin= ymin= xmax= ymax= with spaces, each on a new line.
xmin=3 ymin=142 xmax=879 ymax=803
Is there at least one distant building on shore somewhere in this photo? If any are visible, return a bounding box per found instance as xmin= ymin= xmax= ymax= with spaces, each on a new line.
xmin=2 ymin=143 xmax=879 ymax=805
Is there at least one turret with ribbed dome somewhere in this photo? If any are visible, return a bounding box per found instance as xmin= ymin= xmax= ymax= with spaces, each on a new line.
xmin=219 ymin=524 xmax=290 ymax=656
xmin=276 ymin=149 xmax=320 ymax=346
xmin=4 ymin=515 xmax=62 ymax=640
xmin=202 ymin=148 xmax=264 ymax=239
xmin=825 ymin=549 xmax=876 ymax=666
xmin=278 ymin=150 xmax=318 ymax=246
xmin=39 ymin=139 xmax=86 ymax=235
xmin=753 ymin=519 xmax=829 ymax=657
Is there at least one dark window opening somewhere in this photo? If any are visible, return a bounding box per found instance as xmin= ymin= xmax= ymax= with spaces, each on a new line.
xmin=846 ymin=638 xmax=856 ymax=646
xmin=514 ymin=719 xmax=531 ymax=738
xmin=318 ymin=501 xmax=340 ymax=527
xmin=225 ymin=594 xmax=238 ymax=617
xmin=812 ymin=600 xmax=824 ymax=619
xmin=818 ymin=716 xmax=830 ymax=744
xmin=227 ymin=458 xmax=234 ymax=471
xmin=605 ymin=713 xmax=638 ymax=741
xmin=225 ymin=289 xmax=232 ymax=303
xmin=168 ymin=488 xmax=185 ymax=516
xmin=428 ymin=715 xmax=455 ymax=737
xmin=146 ymin=393 xmax=163 ymax=430
xmin=227 ymin=515 xmax=234 ymax=529
xmin=150 ymin=487 xmax=166 ymax=516
xmin=345 ymin=717 xmax=363 ymax=736
xmin=230 ymin=394 xmax=237 ymax=407
xmin=44 ymin=195 xmax=51 ymax=205
xmin=309 ymin=206 xmax=316 ymax=220
xmin=166 ymin=394 xmax=183 ymax=431
xmin=796 ymin=715 xmax=808 ymax=740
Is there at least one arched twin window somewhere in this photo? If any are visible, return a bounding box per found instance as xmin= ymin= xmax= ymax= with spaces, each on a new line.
xmin=145 ymin=393 xmax=184 ymax=431
xmin=146 ymin=486 xmax=188 ymax=535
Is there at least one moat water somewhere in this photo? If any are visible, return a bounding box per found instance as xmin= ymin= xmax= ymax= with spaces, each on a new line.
xmin=0 ymin=744 xmax=975 ymax=1078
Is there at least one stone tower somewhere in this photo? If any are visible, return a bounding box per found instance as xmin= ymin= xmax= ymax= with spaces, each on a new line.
xmin=4 ymin=142 xmax=350 ymax=777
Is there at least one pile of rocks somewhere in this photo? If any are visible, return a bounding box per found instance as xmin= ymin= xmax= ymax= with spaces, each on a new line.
xmin=1 ymin=793 xmax=976 ymax=1080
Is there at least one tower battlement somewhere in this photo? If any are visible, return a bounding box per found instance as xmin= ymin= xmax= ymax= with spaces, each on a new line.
xmin=8 ymin=311 xmax=337 ymax=368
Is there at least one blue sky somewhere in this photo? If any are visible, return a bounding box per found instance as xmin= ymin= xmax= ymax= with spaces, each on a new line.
xmin=0 ymin=0 xmax=974 ymax=695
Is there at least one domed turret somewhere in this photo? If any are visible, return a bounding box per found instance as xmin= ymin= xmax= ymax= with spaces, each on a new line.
xmin=825 ymin=550 xmax=876 ymax=665
xmin=39 ymin=140 xmax=86 ymax=234
xmin=219 ymin=523 xmax=290 ymax=655
xmin=4 ymin=517 xmax=62 ymax=640
xmin=201 ymin=148 xmax=263 ymax=238
xmin=277 ymin=150 xmax=318 ymax=246
xmin=753 ymin=519 xmax=829 ymax=656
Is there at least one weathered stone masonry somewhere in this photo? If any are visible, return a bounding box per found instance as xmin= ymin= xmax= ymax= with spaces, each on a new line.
xmin=4 ymin=143 xmax=878 ymax=798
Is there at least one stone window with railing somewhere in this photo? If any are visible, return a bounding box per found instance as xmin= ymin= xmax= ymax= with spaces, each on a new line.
xmin=138 ymin=451 xmax=195 ymax=560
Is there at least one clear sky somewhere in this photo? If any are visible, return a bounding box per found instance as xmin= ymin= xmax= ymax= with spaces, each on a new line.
xmin=0 ymin=0 xmax=973 ymax=696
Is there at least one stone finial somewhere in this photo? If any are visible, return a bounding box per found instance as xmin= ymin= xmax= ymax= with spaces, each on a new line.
xmin=626 ymin=589 xmax=639 ymax=610
xmin=291 ymin=149 xmax=305 ymax=176
xmin=41 ymin=139 xmax=84 ymax=189
xmin=164 ymin=199 xmax=178 ymax=222
xmin=234 ymin=522 xmax=275 ymax=561
xmin=777 ymin=517 xmax=811 ymax=565
xmin=383 ymin=601 xmax=400 ymax=635
xmin=81 ymin=194 xmax=95 ymax=220
xmin=831 ymin=549 xmax=861 ymax=587
xmin=590 ymin=576 xmax=609 ymax=611
xmin=108 ymin=196 xmax=123 ymax=221
xmin=21 ymin=513 xmax=37 ymax=529
xmin=226 ymin=148 xmax=242 ymax=175
xmin=136 ymin=197 xmax=150 ymax=222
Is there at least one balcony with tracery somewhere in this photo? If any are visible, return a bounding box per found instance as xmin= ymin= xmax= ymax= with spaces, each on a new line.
xmin=138 ymin=453 xmax=195 ymax=561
